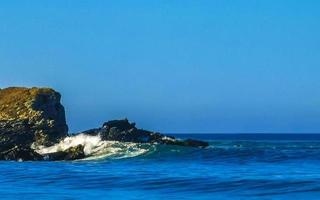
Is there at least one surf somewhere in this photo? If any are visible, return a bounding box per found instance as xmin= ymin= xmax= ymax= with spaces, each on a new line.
xmin=32 ymin=133 xmax=155 ymax=160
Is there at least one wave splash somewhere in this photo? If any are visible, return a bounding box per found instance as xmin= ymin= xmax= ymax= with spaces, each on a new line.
xmin=32 ymin=137 xmax=320 ymax=162
xmin=33 ymin=134 xmax=154 ymax=160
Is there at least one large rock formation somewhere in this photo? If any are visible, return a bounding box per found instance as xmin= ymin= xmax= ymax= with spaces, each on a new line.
xmin=0 ymin=87 xmax=208 ymax=161
xmin=0 ymin=87 xmax=68 ymax=159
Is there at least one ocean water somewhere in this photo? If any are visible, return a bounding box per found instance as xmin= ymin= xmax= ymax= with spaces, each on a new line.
xmin=1 ymin=134 xmax=320 ymax=200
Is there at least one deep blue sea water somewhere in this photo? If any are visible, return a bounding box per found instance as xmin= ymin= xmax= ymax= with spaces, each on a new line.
xmin=1 ymin=134 xmax=320 ymax=200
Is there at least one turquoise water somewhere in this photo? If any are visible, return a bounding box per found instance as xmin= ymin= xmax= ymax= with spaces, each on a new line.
xmin=1 ymin=134 xmax=320 ymax=200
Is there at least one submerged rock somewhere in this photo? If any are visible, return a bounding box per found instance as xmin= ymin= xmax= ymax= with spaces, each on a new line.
xmin=166 ymin=139 xmax=210 ymax=148
xmin=83 ymin=119 xmax=209 ymax=148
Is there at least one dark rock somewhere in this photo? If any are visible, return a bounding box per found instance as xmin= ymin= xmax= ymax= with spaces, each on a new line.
xmin=43 ymin=145 xmax=85 ymax=161
xmin=103 ymin=119 xmax=136 ymax=131
xmin=183 ymin=139 xmax=210 ymax=148
xmin=83 ymin=119 xmax=209 ymax=148
xmin=84 ymin=119 xmax=164 ymax=143
xmin=166 ymin=139 xmax=210 ymax=148
xmin=0 ymin=120 xmax=34 ymax=152
xmin=0 ymin=145 xmax=43 ymax=161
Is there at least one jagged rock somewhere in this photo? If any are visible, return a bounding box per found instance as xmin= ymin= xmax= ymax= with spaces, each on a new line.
xmin=83 ymin=119 xmax=209 ymax=148
xmin=0 ymin=87 xmax=68 ymax=148
xmin=43 ymin=145 xmax=85 ymax=161
xmin=0 ymin=145 xmax=43 ymax=161
xmin=83 ymin=119 xmax=166 ymax=143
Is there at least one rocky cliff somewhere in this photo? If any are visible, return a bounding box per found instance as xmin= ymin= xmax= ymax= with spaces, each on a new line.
xmin=0 ymin=87 xmax=68 ymax=160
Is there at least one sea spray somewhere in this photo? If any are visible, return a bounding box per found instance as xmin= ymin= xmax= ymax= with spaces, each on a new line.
xmin=33 ymin=133 xmax=153 ymax=160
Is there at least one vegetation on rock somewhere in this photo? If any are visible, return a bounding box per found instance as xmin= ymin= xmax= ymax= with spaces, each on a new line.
xmin=0 ymin=87 xmax=68 ymax=147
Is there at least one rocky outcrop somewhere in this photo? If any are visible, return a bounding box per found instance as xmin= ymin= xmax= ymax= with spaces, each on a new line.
xmin=0 ymin=87 xmax=69 ymax=161
xmin=83 ymin=119 xmax=209 ymax=148
xmin=0 ymin=87 xmax=68 ymax=148
xmin=0 ymin=87 xmax=208 ymax=161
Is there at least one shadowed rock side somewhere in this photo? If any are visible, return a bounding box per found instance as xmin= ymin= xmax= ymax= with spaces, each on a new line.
xmin=82 ymin=119 xmax=209 ymax=148
xmin=0 ymin=145 xmax=43 ymax=161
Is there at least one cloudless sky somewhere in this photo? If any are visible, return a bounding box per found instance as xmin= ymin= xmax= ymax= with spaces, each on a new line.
xmin=0 ymin=0 xmax=319 ymax=133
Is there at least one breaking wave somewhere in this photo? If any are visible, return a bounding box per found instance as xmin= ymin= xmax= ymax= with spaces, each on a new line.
xmin=31 ymin=135 xmax=320 ymax=163
xmin=33 ymin=134 xmax=155 ymax=160
xmin=4 ymin=135 xmax=320 ymax=200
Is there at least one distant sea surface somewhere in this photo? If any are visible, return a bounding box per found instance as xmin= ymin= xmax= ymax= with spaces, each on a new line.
xmin=1 ymin=134 xmax=320 ymax=200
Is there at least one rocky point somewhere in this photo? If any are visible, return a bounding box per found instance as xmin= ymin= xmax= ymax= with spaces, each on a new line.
xmin=0 ymin=87 xmax=208 ymax=161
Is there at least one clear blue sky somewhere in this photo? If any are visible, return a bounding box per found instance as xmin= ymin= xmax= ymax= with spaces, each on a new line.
xmin=0 ymin=1 xmax=319 ymax=133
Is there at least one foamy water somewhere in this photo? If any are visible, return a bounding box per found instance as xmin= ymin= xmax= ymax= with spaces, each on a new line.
xmin=3 ymin=134 xmax=320 ymax=199
xmin=33 ymin=133 xmax=153 ymax=160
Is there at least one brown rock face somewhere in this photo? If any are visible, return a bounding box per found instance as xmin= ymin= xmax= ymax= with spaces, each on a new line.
xmin=0 ymin=87 xmax=68 ymax=147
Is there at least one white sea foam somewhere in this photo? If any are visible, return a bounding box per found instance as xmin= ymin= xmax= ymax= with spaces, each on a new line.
xmin=33 ymin=133 xmax=152 ymax=160
xmin=162 ymin=136 xmax=176 ymax=142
